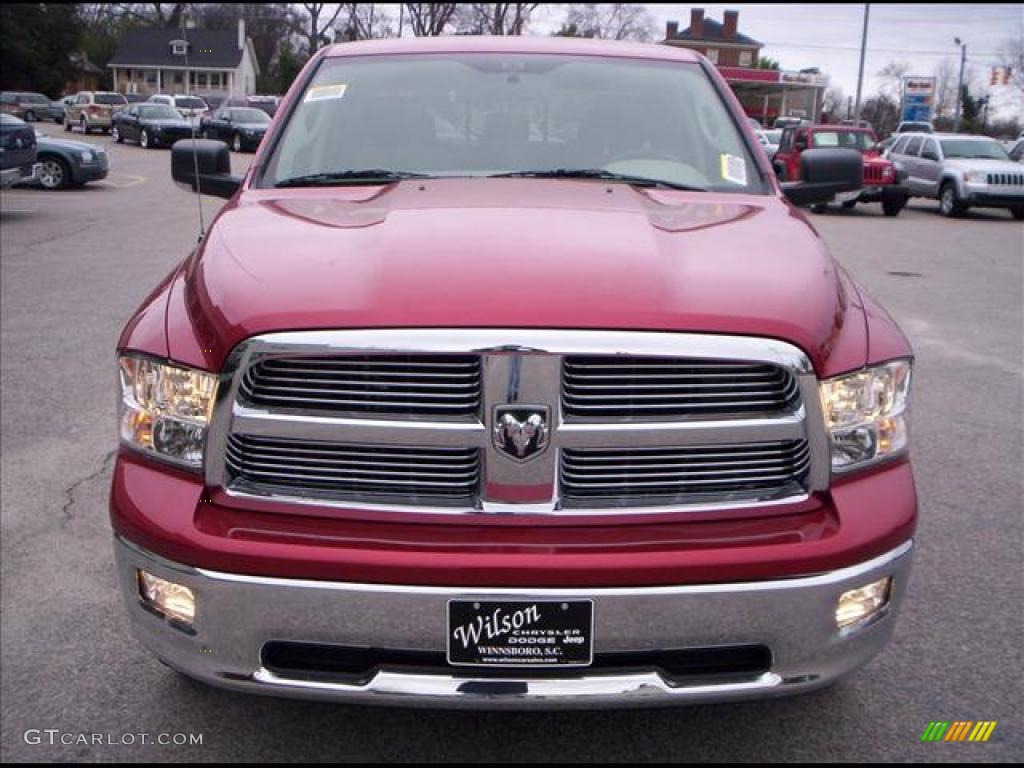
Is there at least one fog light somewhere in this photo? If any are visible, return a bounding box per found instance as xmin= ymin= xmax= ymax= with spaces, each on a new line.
xmin=836 ymin=577 xmax=891 ymax=629
xmin=138 ymin=570 xmax=195 ymax=625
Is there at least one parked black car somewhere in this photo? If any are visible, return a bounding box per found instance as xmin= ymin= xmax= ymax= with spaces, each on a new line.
xmin=0 ymin=114 xmax=40 ymax=187
xmin=21 ymin=129 xmax=109 ymax=190
xmin=111 ymin=103 xmax=195 ymax=148
xmin=199 ymin=106 xmax=270 ymax=151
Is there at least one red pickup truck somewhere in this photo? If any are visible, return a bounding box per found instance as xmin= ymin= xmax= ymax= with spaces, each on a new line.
xmin=112 ymin=37 xmax=916 ymax=708
xmin=773 ymin=124 xmax=909 ymax=216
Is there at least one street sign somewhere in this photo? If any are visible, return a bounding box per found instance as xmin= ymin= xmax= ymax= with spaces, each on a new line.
xmin=900 ymin=76 xmax=936 ymax=124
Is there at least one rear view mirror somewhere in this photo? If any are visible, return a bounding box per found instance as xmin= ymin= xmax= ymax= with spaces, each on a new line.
xmin=781 ymin=148 xmax=863 ymax=207
xmin=171 ymin=139 xmax=242 ymax=199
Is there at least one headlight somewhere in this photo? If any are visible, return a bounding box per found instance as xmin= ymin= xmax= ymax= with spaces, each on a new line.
xmin=79 ymin=149 xmax=95 ymax=163
xmin=118 ymin=355 xmax=218 ymax=469
xmin=964 ymin=170 xmax=987 ymax=184
xmin=819 ymin=360 xmax=911 ymax=471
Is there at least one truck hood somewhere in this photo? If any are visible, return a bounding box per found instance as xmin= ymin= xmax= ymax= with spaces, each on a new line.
xmin=944 ymin=157 xmax=1021 ymax=173
xmin=180 ymin=179 xmax=859 ymax=372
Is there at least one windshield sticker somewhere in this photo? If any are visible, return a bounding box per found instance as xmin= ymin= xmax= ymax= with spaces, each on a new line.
xmin=720 ymin=154 xmax=747 ymax=185
xmin=304 ymin=84 xmax=347 ymax=103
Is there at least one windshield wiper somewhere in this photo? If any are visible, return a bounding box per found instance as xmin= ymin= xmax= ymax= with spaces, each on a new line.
xmin=490 ymin=168 xmax=707 ymax=192
xmin=274 ymin=169 xmax=429 ymax=188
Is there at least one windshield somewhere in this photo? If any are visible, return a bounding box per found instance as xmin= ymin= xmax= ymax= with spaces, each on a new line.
xmin=175 ymin=96 xmax=206 ymax=109
xmin=939 ymin=139 xmax=1009 ymax=160
xmin=138 ymin=105 xmax=180 ymax=119
xmin=96 ymin=93 xmax=127 ymax=105
xmin=899 ymin=122 xmax=931 ymax=133
xmin=811 ymin=130 xmax=875 ymax=150
xmin=262 ymin=53 xmax=764 ymax=193
xmin=230 ymin=108 xmax=270 ymax=123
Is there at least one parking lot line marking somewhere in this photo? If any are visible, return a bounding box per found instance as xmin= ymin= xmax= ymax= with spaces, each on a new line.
xmin=97 ymin=174 xmax=147 ymax=189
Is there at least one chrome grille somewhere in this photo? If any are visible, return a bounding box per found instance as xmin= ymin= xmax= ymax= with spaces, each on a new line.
xmin=209 ymin=330 xmax=826 ymax=514
xmin=226 ymin=434 xmax=480 ymax=504
xmin=986 ymin=172 xmax=1024 ymax=186
xmin=561 ymin=440 xmax=811 ymax=506
xmin=239 ymin=354 xmax=482 ymax=418
xmin=562 ymin=356 xmax=800 ymax=419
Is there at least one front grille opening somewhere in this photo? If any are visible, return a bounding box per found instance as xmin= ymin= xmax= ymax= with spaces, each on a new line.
xmin=226 ymin=435 xmax=481 ymax=506
xmin=240 ymin=354 xmax=482 ymax=419
xmin=561 ymin=439 xmax=810 ymax=507
xmin=261 ymin=641 xmax=772 ymax=685
xmin=562 ymin=356 xmax=800 ymax=420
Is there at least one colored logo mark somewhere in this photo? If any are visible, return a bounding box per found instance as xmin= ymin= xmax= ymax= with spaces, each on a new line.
xmin=921 ymin=721 xmax=997 ymax=742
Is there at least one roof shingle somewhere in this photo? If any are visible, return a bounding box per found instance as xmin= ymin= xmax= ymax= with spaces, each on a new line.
xmin=108 ymin=28 xmax=243 ymax=69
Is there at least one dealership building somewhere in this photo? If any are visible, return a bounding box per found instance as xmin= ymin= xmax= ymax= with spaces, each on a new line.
xmin=663 ymin=9 xmax=829 ymax=125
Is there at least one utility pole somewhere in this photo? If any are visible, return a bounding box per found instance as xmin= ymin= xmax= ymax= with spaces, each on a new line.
xmin=853 ymin=3 xmax=870 ymax=122
xmin=954 ymin=37 xmax=966 ymax=132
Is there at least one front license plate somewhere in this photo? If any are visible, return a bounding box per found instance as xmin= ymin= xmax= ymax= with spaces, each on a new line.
xmin=447 ymin=599 xmax=594 ymax=667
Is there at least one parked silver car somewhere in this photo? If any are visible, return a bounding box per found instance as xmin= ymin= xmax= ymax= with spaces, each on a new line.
xmin=887 ymin=132 xmax=1024 ymax=219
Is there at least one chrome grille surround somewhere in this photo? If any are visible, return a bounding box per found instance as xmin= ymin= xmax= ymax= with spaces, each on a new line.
xmin=206 ymin=330 xmax=829 ymax=516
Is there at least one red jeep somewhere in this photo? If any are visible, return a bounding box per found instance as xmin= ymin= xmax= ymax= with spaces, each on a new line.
xmin=112 ymin=37 xmax=916 ymax=708
xmin=774 ymin=125 xmax=908 ymax=215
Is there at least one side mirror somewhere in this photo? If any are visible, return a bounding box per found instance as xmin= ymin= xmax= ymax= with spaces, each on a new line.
xmin=781 ymin=148 xmax=863 ymax=207
xmin=171 ymin=139 xmax=242 ymax=199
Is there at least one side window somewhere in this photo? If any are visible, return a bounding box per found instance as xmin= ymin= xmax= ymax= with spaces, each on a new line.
xmin=921 ymin=139 xmax=939 ymax=160
xmin=905 ymin=136 xmax=924 ymax=156
xmin=891 ymin=136 xmax=909 ymax=155
xmin=779 ymin=128 xmax=793 ymax=152
xmin=795 ymin=128 xmax=808 ymax=148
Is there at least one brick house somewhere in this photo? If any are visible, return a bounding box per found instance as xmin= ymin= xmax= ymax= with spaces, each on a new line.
xmin=664 ymin=9 xmax=762 ymax=68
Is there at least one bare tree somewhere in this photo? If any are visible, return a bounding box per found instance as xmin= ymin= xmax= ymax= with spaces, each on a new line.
xmin=404 ymin=3 xmax=458 ymax=36
xmin=998 ymin=31 xmax=1024 ymax=93
xmin=933 ymin=57 xmax=957 ymax=119
xmin=288 ymin=3 xmax=345 ymax=55
xmin=876 ymin=60 xmax=912 ymax=101
xmin=562 ymin=3 xmax=655 ymax=41
xmin=822 ymin=85 xmax=845 ymax=120
xmin=457 ymin=4 xmax=540 ymax=35
xmin=336 ymin=4 xmax=394 ymax=41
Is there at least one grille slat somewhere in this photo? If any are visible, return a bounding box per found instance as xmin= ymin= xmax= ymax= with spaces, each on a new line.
xmin=226 ymin=435 xmax=480 ymax=503
xmin=562 ymin=356 xmax=800 ymax=419
xmin=560 ymin=440 xmax=810 ymax=506
xmin=240 ymin=354 xmax=482 ymax=418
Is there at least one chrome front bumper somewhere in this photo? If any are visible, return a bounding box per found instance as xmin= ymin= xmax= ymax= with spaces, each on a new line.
xmin=114 ymin=536 xmax=913 ymax=709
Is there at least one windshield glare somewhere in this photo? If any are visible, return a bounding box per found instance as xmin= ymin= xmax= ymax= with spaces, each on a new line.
xmin=940 ymin=139 xmax=1009 ymax=160
xmin=811 ymin=131 xmax=875 ymax=150
xmin=263 ymin=54 xmax=763 ymax=193
xmin=139 ymin=105 xmax=180 ymax=119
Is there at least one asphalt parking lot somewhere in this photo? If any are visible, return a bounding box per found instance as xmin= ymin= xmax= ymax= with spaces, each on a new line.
xmin=1 ymin=130 xmax=1021 ymax=763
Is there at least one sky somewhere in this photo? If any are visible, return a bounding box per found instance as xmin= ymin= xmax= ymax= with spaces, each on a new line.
xmin=375 ymin=3 xmax=1024 ymax=120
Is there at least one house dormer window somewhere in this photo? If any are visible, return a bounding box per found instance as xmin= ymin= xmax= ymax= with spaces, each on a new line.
xmin=170 ymin=40 xmax=188 ymax=56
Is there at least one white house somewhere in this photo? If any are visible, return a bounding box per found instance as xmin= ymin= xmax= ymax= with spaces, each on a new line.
xmin=108 ymin=19 xmax=259 ymax=97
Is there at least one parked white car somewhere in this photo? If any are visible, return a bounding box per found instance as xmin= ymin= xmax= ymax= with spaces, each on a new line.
xmin=146 ymin=93 xmax=208 ymax=120
xmin=887 ymin=132 xmax=1024 ymax=218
